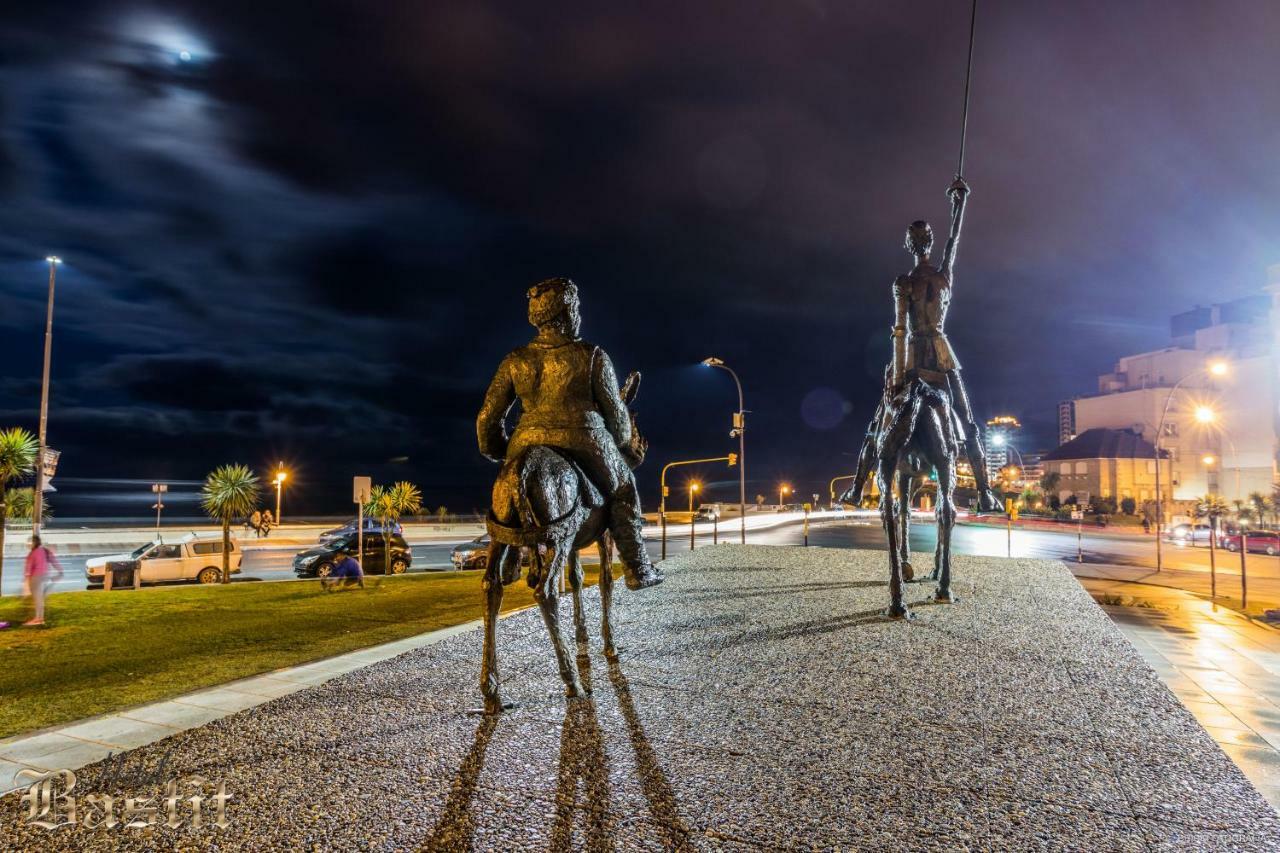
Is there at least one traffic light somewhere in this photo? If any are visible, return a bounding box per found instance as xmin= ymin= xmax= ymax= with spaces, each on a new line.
xmin=727 ymin=453 xmax=738 ymax=467
xmin=662 ymin=486 xmax=670 ymax=497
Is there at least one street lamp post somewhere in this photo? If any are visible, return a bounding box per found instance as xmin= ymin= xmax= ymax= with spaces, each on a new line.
xmin=702 ymin=358 xmax=746 ymax=544
xmin=32 ymin=256 xmax=61 ymax=535
xmin=779 ymin=484 xmax=791 ymax=510
xmin=689 ymin=481 xmax=700 ymax=551
xmin=1153 ymin=361 xmax=1228 ymax=573
xmin=274 ymin=465 xmax=287 ymax=524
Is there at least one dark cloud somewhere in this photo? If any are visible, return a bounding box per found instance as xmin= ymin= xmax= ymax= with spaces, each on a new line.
xmin=0 ymin=0 xmax=1276 ymax=514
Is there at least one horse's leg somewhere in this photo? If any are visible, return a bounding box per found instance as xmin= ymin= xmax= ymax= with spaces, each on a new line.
xmin=897 ymin=469 xmax=914 ymax=581
xmin=879 ymin=461 xmax=911 ymax=620
xmin=479 ymin=539 xmax=508 ymax=714
xmin=569 ymin=548 xmax=588 ymax=645
xmin=934 ymin=456 xmax=959 ymax=603
xmin=598 ymin=534 xmax=618 ymax=659
xmin=535 ymin=541 xmax=588 ymax=698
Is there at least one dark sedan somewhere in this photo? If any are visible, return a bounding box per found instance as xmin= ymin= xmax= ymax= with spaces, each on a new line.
xmin=294 ymin=534 xmax=412 ymax=577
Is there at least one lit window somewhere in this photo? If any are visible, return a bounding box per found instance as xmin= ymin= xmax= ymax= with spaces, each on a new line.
xmin=1060 ymin=463 xmax=1071 ymax=475
xmin=1075 ymin=462 xmax=1087 ymax=474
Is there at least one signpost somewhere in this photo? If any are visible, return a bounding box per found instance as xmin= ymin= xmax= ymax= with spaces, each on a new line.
xmin=1071 ymin=509 xmax=1084 ymax=562
xmin=353 ymin=476 xmax=372 ymax=566
xmin=151 ymin=483 xmax=168 ymax=534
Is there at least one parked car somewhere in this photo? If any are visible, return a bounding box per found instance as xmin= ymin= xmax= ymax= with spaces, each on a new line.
xmin=1168 ymin=523 xmax=1214 ymax=544
xmin=319 ymin=518 xmax=404 ymax=545
xmin=695 ymin=505 xmax=721 ymax=521
xmin=451 ymin=534 xmax=531 ymax=571
xmin=85 ymin=534 xmax=242 ymax=586
xmin=294 ymin=533 xmax=412 ymax=577
xmin=1220 ymin=530 xmax=1280 ymax=555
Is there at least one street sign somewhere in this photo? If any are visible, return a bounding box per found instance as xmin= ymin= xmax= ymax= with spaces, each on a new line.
xmin=1070 ymin=510 xmax=1084 ymax=521
xmin=41 ymin=447 xmax=60 ymax=478
xmin=353 ymin=476 xmax=372 ymax=504
xmin=151 ymin=483 xmax=168 ymax=493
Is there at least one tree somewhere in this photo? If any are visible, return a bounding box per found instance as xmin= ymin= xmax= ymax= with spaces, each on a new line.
xmin=0 ymin=428 xmax=38 ymax=594
xmin=1039 ymin=471 xmax=1061 ymax=498
xmin=366 ymin=482 xmax=422 ymax=570
xmin=1249 ymin=491 xmax=1269 ymax=528
xmin=1197 ymin=494 xmax=1229 ymax=537
xmin=435 ymin=505 xmax=449 ymax=523
xmin=201 ymin=464 xmax=260 ymax=584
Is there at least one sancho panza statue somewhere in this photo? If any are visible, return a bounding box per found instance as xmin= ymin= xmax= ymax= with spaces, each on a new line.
xmin=477 ymin=278 xmax=663 ymax=590
xmin=891 ymin=178 xmax=1001 ymax=512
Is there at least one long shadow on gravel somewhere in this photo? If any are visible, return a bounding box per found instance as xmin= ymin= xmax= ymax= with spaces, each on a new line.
xmin=550 ymin=699 xmax=611 ymax=850
xmin=607 ymin=660 xmax=694 ymax=849
xmin=423 ymin=714 xmax=499 ymax=851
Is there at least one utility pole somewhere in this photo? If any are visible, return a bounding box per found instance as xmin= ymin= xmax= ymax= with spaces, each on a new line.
xmin=702 ymin=358 xmax=746 ymax=544
xmin=32 ymin=256 xmax=61 ymax=535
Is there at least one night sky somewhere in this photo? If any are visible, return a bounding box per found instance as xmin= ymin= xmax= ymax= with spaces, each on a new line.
xmin=2 ymin=2 xmax=1278 ymax=516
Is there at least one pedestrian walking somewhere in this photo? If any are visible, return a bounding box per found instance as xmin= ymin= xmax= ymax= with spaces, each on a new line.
xmin=261 ymin=509 xmax=274 ymax=538
xmin=322 ymin=547 xmax=364 ymax=591
xmin=23 ymin=535 xmax=63 ymax=627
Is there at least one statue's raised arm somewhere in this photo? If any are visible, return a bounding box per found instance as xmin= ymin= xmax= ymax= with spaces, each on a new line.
xmin=939 ymin=176 xmax=969 ymax=281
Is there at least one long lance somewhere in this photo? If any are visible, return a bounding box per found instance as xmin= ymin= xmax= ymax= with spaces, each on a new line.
xmin=956 ymin=0 xmax=978 ymax=178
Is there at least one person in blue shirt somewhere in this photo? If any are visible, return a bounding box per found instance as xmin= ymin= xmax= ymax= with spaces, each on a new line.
xmin=323 ymin=546 xmax=364 ymax=591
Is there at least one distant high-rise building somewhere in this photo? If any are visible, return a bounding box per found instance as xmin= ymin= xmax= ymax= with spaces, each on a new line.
xmin=1057 ymin=400 xmax=1076 ymax=446
xmin=985 ymin=415 xmax=1022 ymax=482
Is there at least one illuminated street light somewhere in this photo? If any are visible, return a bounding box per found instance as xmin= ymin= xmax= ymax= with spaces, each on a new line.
xmin=1202 ymin=454 xmax=1216 ymax=466
xmin=779 ymin=483 xmax=791 ymax=509
xmin=32 ymin=256 xmax=63 ymax=535
xmin=702 ymin=357 xmax=746 ymax=543
xmin=990 ymin=433 xmax=1006 ymax=447
xmin=1153 ymin=359 xmax=1230 ymax=572
xmin=274 ymin=464 xmax=288 ymax=523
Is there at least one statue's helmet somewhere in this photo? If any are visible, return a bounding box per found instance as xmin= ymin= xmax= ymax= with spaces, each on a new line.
xmin=904 ymin=220 xmax=933 ymax=256
xmin=526 ymin=277 xmax=581 ymax=333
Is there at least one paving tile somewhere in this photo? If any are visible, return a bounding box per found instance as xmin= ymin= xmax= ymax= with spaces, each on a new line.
xmin=118 ymin=701 xmax=227 ymax=730
xmin=56 ymin=715 xmax=179 ymax=749
xmin=0 ymin=732 xmax=87 ymax=766
xmin=172 ymin=688 xmax=269 ymax=713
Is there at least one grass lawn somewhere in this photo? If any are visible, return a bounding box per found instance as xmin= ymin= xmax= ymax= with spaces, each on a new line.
xmin=0 ymin=568 xmax=612 ymax=740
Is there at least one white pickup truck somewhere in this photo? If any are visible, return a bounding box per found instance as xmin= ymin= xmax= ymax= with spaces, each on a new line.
xmin=85 ymin=533 xmax=242 ymax=586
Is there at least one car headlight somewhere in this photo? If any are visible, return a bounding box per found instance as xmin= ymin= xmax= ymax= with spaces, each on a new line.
xmin=297 ymin=554 xmax=320 ymax=565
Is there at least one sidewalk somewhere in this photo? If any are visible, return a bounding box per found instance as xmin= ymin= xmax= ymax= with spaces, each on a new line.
xmin=1080 ymin=577 xmax=1280 ymax=809
xmin=1073 ymin=562 xmax=1280 ymax=620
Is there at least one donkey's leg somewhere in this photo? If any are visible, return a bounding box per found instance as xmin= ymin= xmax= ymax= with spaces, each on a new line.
xmin=568 ymin=549 xmax=588 ymax=645
xmin=598 ymin=535 xmax=618 ymax=659
xmin=535 ymin=542 xmax=588 ymax=698
xmin=897 ymin=470 xmax=914 ymax=581
xmin=479 ymin=540 xmax=508 ymax=714
xmin=934 ymin=458 xmax=959 ymax=603
xmin=879 ymin=461 xmax=911 ymax=620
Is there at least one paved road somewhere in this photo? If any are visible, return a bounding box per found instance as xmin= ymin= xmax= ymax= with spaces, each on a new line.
xmin=8 ymin=517 xmax=1278 ymax=597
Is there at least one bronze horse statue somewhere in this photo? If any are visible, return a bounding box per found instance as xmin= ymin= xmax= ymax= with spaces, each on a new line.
xmin=844 ymin=372 xmax=959 ymax=619
xmin=480 ymin=373 xmax=644 ymax=713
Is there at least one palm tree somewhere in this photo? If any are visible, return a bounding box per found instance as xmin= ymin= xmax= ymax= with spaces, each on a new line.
xmin=1197 ymin=494 xmax=1229 ymax=540
xmin=0 ymin=428 xmax=38 ymax=593
xmin=365 ymin=481 xmax=422 ymax=571
xmin=1039 ymin=471 xmax=1061 ymax=497
xmin=201 ymin=464 xmax=260 ymax=584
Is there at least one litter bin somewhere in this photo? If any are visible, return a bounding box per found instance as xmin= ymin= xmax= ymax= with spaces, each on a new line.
xmin=104 ymin=562 xmax=141 ymax=591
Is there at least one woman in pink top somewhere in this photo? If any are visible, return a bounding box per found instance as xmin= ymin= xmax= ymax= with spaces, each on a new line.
xmin=23 ymin=534 xmax=63 ymax=627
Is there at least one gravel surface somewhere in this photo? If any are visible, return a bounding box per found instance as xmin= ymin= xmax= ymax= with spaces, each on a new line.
xmin=3 ymin=545 xmax=1277 ymax=851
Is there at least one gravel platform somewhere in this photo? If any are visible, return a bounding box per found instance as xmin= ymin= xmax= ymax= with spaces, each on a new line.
xmin=4 ymin=545 xmax=1278 ymax=851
